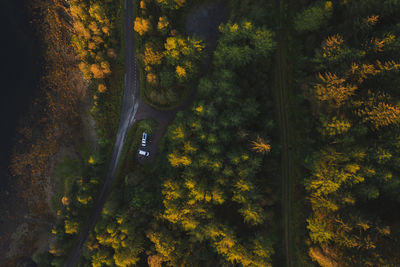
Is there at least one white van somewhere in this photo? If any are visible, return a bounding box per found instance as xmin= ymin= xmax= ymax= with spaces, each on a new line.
xmin=138 ymin=150 xmax=150 ymax=157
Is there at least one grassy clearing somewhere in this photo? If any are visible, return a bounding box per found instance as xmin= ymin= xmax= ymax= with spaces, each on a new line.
xmin=52 ymin=157 xmax=78 ymax=212
xmin=51 ymin=144 xmax=92 ymax=212
xmin=115 ymin=119 xmax=158 ymax=181
xmin=141 ymin=78 xmax=196 ymax=110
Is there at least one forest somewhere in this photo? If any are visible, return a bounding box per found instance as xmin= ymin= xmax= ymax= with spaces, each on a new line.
xmin=7 ymin=0 xmax=400 ymax=266
xmin=296 ymin=0 xmax=400 ymax=266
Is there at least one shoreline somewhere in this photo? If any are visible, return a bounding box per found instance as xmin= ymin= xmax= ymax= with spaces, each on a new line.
xmin=0 ymin=0 xmax=95 ymax=264
xmin=0 ymin=0 xmax=45 ymax=264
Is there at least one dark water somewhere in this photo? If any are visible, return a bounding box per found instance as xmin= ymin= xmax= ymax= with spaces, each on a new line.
xmin=0 ymin=0 xmax=42 ymax=192
xmin=0 ymin=1 xmax=43 ymax=260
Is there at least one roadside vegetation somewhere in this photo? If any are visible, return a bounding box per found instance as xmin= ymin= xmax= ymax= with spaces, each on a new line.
xmin=33 ymin=0 xmax=126 ymax=265
xmin=70 ymin=0 xmax=125 ymax=151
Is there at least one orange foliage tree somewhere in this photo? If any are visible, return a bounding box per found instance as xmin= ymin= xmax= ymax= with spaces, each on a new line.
xmin=315 ymin=72 xmax=357 ymax=106
xmin=251 ymin=136 xmax=271 ymax=154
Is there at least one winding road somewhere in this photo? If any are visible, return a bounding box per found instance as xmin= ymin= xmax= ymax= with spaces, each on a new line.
xmin=65 ymin=0 xmax=139 ymax=265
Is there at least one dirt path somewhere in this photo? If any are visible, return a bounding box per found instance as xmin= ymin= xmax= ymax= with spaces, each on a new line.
xmin=274 ymin=0 xmax=294 ymax=266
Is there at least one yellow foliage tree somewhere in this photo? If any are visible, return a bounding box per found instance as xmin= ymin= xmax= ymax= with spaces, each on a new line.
xmin=113 ymin=248 xmax=140 ymax=267
xmin=100 ymin=61 xmax=111 ymax=75
xmin=184 ymin=141 xmax=197 ymax=153
xmin=168 ymin=152 xmax=191 ymax=167
xmin=147 ymin=232 xmax=176 ymax=259
xmin=211 ymin=187 xmax=225 ymax=204
xmin=77 ymin=194 xmax=92 ymax=205
xmin=134 ymin=17 xmax=151 ymax=36
xmin=235 ymin=179 xmax=253 ymax=192
xmin=172 ymin=126 xmax=184 ymax=139
xmin=65 ymin=220 xmax=79 ymax=234
xmin=176 ymin=65 xmax=186 ymax=77
xmin=164 ymin=36 xmax=204 ymax=60
xmin=239 ymin=204 xmax=265 ymax=225
xmin=89 ymin=21 xmax=100 ymax=35
xmin=321 ymin=117 xmax=351 ymax=136
xmin=162 ymin=180 xmax=183 ymax=201
xmin=91 ymin=250 xmax=113 ymax=267
xmin=325 ymin=1 xmax=333 ymax=11
xmin=89 ymin=3 xmax=109 ymax=24
xmin=195 ymin=105 xmax=203 ymax=113
xmin=229 ymin=23 xmax=239 ymax=32
xmin=70 ymin=3 xmax=88 ymax=22
xmin=157 ymin=16 xmax=169 ymax=30
xmin=143 ymin=43 xmax=163 ymax=65
xmin=74 ymin=21 xmax=91 ymax=39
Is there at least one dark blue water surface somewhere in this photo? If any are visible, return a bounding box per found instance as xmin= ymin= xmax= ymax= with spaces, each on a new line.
xmin=0 ymin=1 xmax=42 ymax=192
